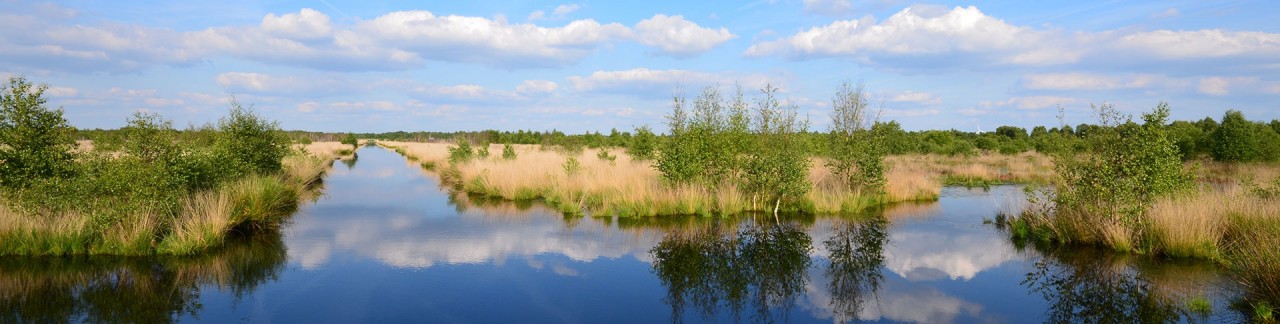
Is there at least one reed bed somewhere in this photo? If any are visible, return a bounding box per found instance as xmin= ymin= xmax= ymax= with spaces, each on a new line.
xmin=380 ymin=141 xmax=948 ymax=216
xmin=886 ymin=152 xmax=1056 ymax=186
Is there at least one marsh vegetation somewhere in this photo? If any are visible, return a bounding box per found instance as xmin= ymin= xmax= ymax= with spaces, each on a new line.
xmin=0 ymin=76 xmax=348 ymax=256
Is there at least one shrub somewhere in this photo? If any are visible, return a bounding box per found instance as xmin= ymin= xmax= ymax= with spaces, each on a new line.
xmin=1040 ymin=102 xmax=1192 ymax=250
xmin=742 ymin=85 xmax=811 ymax=214
xmin=502 ymin=144 xmax=517 ymax=160
xmin=448 ymin=140 xmax=474 ymax=164
xmin=0 ymin=76 xmax=77 ymax=189
xmin=825 ymin=80 xmax=885 ymax=195
xmin=626 ymin=125 xmax=658 ymax=161
xmin=215 ymin=100 xmax=289 ymax=175
xmin=562 ymin=156 xmax=581 ymax=176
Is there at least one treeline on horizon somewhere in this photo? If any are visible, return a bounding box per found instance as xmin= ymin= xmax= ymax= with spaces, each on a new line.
xmin=78 ymin=110 xmax=1280 ymax=163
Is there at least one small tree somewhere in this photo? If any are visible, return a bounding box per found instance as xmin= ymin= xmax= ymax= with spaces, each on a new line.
xmin=1211 ymin=110 xmax=1258 ymax=162
xmin=0 ymin=76 xmax=77 ymax=189
xmin=215 ymin=100 xmax=289 ymax=175
xmin=826 ymin=81 xmax=885 ymax=195
xmin=742 ymin=85 xmax=811 ymax=216
xmin=626 ymin=125 xmax=658 ymax=161
xmin=340 ymin=133 xmax=358 ymax=148
xmin=502 ymin=143 xmax=517 ymax=160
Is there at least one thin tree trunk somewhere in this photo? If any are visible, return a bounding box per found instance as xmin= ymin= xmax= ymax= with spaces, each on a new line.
xmin=773 ymin=198 xmax=781 ymax=224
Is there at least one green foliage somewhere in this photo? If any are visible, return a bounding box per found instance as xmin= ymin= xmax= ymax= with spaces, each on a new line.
xmin=474 ymin=143 xmax=490 ymax=159
xmin=339 ymin=133 xmax=358 ymax=148
xmin=562 ymin=156 xmax=581 ymax=176
xmin=626 ymin=125 xmax=658 ymax=161
xmin=1047 ymin=102 xmax=1193 ymax=248
xmin=0 ymin=76 xmax=77 ymax=189
xmin=825 ymin=80 xmax=886 ymax=195
xmin=1212 ymin=110 xmax=1258 ymax=162
xmin=215 ymin=100 xmax=289 ymax=175
xmin=742 ymin=85 xmax=811 ymax=213
xmin=596 ymin=149 xmax=615 ymax=161
xmin=501 ymin=143 xmax=517 ymax=160
xmin=448 ymin=140 xmax=474 ymax=164
xmin=655 ymin=86 xmax=750 ymax=187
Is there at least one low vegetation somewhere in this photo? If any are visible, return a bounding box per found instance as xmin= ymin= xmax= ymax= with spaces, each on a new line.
xmin=0 ymin=76 xmax=346 ymax=256
xmin=999 ymin=102 xmax=1280 ymax=317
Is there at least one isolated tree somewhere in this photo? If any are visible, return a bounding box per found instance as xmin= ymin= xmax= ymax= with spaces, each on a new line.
xmin=0 ymin=76 xmax=76 ymax=188
xmin=626 ymin=125 xmax=658 ymax=161
xmin=340 ymin=133 xmax=358 ymax=148
xmin=743 ymin=85 xmax=811 ymax=216
xmin=1211 ymin=110 xmax=1258 ymax=162
xmin=826 ymin=80 xmax=885 ymax=194
xmin=215 ymin=100 xmax=288 ymax=174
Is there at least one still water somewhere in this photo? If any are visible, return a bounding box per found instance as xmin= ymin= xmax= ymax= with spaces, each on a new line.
xmin=1 ymin=147 xmax=1247 ymax=323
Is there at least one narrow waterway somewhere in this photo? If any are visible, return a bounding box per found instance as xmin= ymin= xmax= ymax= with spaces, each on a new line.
xmin=0 ymin=146 xmax=1246 ymax=323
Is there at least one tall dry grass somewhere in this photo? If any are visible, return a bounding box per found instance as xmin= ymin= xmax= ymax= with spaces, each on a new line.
xmin=886 ymin=152 xmax=1056 ymax=185
xmin=381 ymin=141 xmax=947 ymax=216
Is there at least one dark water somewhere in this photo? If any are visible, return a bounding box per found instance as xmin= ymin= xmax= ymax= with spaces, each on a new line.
xmin=1 ymin=147 xmax=1248 ymax=323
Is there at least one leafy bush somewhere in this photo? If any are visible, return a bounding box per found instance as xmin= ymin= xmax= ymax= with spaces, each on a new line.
xmin=825 ymin=81 xmax=885 ymax=195
xmin=655 ymin=86 xmax=750 ymax=187
xmin=0 ymin=76 xmax=77 ymax=189
xmin=215 ymin=100 xmax=289 ymax=175
xmin=1040 ymin=102 xmax=1192 ymax=250
xmin=626 ymin=125 xmax=657 ymax=161
xmin=742 ymin=85 xmax=811 ymax=213
xmin=448 ymin=140 xmax=474 ymax=164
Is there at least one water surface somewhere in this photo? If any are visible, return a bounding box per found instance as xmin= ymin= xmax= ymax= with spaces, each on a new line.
xmin=1 ymin=147 xmax=1245 ymax=323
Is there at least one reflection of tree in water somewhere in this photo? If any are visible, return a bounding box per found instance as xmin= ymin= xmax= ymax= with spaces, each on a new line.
xmin=824 ymin=216 xmax=888 ymax=323
xmin=0 ymin=235 xmax=286 ymax=323
xmin=650 ymin=218 xmax=813 ymax=323
xmin=1023 ymin=246 xmax=1191 ymax=323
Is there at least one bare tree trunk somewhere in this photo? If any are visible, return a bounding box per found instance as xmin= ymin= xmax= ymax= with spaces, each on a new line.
xmin=773 ymin=198 xmax=781 ymax=224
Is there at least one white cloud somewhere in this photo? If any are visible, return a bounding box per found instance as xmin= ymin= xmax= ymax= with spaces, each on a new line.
xmin=984 ymin=96 xmax=1077 ymax=110
xmin=526 ymin=10 xmax=546 ymax=21
xmin=633 ymin=14 xmax=736 ymax=57
xmin=261 ymin=8 xmax=333 ymax=41
xmin=803 ymin=0 xmax=853 ymax=16
xmin=1197 ymin=76 xmax=1259 ymax=96
xmin=5 ymin=7 xmax=706 ymax=72
xmin=890 ymin=91 xmax=941 ymax=105
xmin=746 ymin=6 xmax=1074 ymax=66
xmin=516 ymin=80 xmax=559 ymax=95
xmin=45 ymin=86 xmax=79 ymax=97
xmin=1020 ymin=72 xmax=1188 ymax=91
xmin=747 ymin=5 xmax=1280 ymax=72
xmin=554 ymin=4 xmax=581 ymax=16
xmin=215 ymin=72 xmax=364 ymax=96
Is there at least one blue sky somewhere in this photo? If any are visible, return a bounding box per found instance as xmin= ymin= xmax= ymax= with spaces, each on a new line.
xmin=2 ymin=0 xmax=1277 ymax=133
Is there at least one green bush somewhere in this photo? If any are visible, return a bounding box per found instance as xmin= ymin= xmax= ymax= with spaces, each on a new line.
xmin=448 ymin=140 xmax=474 ymax=164
xmin=0 ymin=76 xmax=77 ymax=189
xmin=626 ymin=125 xmax=658 ymax=161
xmin=502 ymin=143 xmax=517 ymax=160
xmin=1044 ymin=102 xmax=1192 ymax=249
xmin=825 ymin=81 xmax=885 ymax=195
xmin=215 ymin=101 xmax=289 ymax=175
xmin=743 ymin=85 xmax=811 ymax=214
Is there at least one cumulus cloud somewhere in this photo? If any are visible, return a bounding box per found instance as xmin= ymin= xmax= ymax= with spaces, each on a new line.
xmin=1197 ymin=76 xmax=1258 ymax=96
xmin=516 ymin=80 xmax=559 ymax=95
xmin=1 ymin=7 xmax=732 ymax=73
xmin=747 ymin=5 xmax=1280 ymax=73
xmin=633 ymin=14 xmax=736 ymax=57
xmin=890 ymin=91 xmax=941 ymax=105
xmin=746 ymin=5 xmax=1074 ymax=66
xmin=215 ymin=72 xmax=368 ymax=96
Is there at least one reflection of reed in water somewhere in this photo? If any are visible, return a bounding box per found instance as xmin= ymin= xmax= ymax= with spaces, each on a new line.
xmin=0 ymin=234 xmax=286 ymax=323
xmin=880 ymin=202 xmax=942 ymax=221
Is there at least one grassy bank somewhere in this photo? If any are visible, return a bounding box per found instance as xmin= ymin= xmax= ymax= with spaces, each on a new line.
xmin=379 ymin=141 xmax=950 ymax=216
xmin=0 ymin=144 xmax=348 ymax=256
